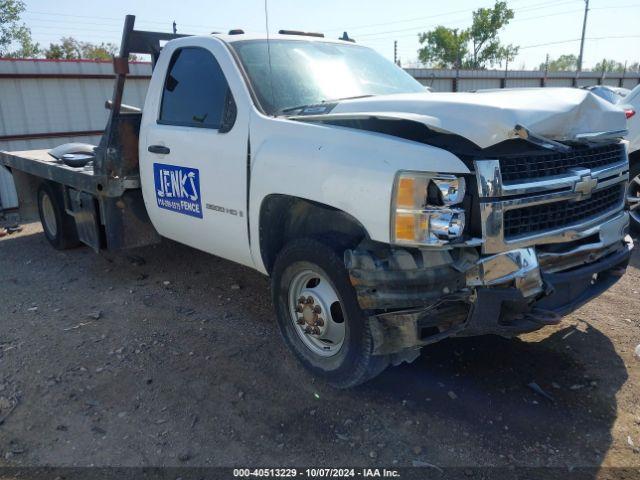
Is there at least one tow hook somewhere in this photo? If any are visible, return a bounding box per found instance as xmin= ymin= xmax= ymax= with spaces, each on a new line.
xmin=295 ymin=296 xmax=325 ymax=335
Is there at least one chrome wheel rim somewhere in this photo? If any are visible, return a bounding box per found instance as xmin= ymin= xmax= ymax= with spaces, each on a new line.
xmin=41 ymin=193 xmax=58 ymax=237
xmin=288 ymin=269 xmax=346 ymax=357
xmin=628 ymin=173 xmax=640 ymax=225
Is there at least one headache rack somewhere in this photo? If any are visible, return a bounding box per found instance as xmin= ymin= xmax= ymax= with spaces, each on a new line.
xmin=97 ymin=15 xmax=190 ymax=183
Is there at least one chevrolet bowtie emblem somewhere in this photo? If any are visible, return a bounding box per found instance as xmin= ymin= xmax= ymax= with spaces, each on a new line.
xmin=574 ymin=173 xmax=598 ymax=197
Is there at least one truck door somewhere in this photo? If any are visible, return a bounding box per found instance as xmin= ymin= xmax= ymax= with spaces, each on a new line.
xmin=139 ymin=41 xmax=253 ymax=268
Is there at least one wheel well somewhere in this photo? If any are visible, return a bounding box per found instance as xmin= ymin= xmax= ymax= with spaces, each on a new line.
xmin=629 ymin=149 xmax=640 ymax=165
xmin=259 ymin=195 xmax=369 ymax=274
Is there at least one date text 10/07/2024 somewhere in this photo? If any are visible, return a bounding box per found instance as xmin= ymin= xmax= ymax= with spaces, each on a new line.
xmin=232 ymin=469 xmax=401 ymax=478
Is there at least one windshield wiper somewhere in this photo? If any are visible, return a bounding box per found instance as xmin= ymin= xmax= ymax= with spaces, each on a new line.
xmin=279 ymin=103 xmax=321 ymax=114
xmin=279 ymin=94 xmax=375 ymax=115
xmin=324 ymin=94 xmax=375 ymax=103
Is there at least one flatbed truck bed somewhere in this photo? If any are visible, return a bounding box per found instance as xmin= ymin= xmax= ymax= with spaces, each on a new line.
xmin=0 ymin=16 xmax=186 ymax=251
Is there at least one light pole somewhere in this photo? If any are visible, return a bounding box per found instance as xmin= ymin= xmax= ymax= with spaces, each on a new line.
xmin=577 ymin=0 xmax=590 ymax=72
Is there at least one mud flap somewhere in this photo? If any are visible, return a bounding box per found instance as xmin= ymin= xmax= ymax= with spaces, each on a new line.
xmin=67 ymin=188 xmax=101 ymax=252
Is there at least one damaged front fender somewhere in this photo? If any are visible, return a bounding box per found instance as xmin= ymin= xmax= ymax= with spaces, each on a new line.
xmin=345 ymin=245 xmax=478 ymax=310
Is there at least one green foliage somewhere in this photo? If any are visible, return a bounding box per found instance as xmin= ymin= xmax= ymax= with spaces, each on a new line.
xmin=5 ymin=24 xmax=40 ymax=58
xmin=592 ymin=58 xmax=626 ymax=73
xmin=539 ymin=54 xmax=578 ymax=72
xmin=44 ymin=37 xmax=118 ymax=60
xmin=44 ymin=37 xmax=80 ymax=59
xmin=0 ymin=0 xmax=40 ymax=57
xmin=468 ymin=1 xmax=518 ymax=68
xmin=418 ymin=27 xmax=469 ymax=69
xmin=539 ymin=55 xmax=637 ymax=73
xmin=82 ymin=42 xmax=118 ymax=60
xmin=418 ymin=1 xmax=518 ymax=69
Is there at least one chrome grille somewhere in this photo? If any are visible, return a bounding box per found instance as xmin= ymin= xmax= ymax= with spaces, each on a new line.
xmin=475 ymin=141 xmax=629 ymax=254
xmin=499 ymin=143 xmax=625 ymax=183
xmin=503 ymin=184 xmax=625 ymax=239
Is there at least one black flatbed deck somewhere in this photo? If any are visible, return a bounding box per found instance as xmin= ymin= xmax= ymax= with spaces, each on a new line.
xmin=0 ymin=149 xmax=139 ymax=198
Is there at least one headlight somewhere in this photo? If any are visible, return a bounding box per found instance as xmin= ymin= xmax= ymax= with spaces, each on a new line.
xmin=391 ymin=171 xmax=467 ymax=246
xmin=429 ymin=176 xmax=466 ymax=206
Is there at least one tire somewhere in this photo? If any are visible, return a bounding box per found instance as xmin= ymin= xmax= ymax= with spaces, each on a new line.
xmin=37 ymin=182 xmax=81 ymax=250
xmin=628 ymin=159 xmax=640 ymax=234
xmin=271 ymin=238 xmax=389 ymax=388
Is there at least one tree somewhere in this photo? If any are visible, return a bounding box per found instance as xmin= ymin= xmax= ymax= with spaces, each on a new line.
xmin=0 ymin=0 xmax=39 ymax=57
xmin=418 ymin=1 xmax=518 ymax=69
xmin=5 ymin=24 xmax=40 ymax=58
xmin=44 ymin=37 xmax=78 ymax=59
xmin=44 ymin=37 xmax=118 ymax=60
xmin=44 ymin=37 xmax=80 ymax=59
xmin=417 ymin=27 xmax=468 ymax=68
xmin=592 ymin=58 xmax=626 ymax=73
xmin=468 ymin=1 xmax=518 ymax=68
xmin=80 ymin=41 xmax=117 ymax=60
xmin=539 ymin=54 xmax=578 ymax=72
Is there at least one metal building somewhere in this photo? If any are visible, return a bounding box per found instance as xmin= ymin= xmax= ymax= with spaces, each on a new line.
xmin=0 ymin=58 xmax=151 ymax=212
xmin=406 ymin=68 xmax=640 ymax=92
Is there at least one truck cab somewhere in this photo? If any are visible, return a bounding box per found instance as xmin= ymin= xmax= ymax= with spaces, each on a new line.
xmin=140 ymin=37 xmax=252 ymax=267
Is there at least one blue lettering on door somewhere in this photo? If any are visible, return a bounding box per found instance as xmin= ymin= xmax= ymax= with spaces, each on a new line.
xmin=153 ymin=163 xmax=203 ymax=218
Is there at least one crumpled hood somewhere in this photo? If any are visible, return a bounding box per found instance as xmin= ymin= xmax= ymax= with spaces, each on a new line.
xmin=320 ymin=88 xmax=627 ymax=149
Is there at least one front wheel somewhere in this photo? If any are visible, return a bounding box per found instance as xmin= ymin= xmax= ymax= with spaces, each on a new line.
xmin=628 ymin=160 xmax=640 ymax=234
xmin=271 ymin=238 xmax=389 ymax=388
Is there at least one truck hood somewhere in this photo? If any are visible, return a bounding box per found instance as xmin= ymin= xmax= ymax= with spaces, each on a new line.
xmin=293 ymin=88 xmax=627 ymax=149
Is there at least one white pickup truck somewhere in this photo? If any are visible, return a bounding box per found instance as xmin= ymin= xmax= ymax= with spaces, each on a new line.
xmin=1 ymin=16 xmax=634 ymax=387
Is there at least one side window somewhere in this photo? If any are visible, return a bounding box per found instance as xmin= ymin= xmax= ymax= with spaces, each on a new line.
xmin=159 ymin=47 xmax=231 ymax=129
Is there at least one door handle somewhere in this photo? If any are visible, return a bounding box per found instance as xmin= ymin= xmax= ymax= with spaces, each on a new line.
xmin=148 ymin=145 xmax=170 ymax=155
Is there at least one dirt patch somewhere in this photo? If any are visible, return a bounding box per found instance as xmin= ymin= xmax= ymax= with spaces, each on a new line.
xmin=0 ymin=222 xmax=639 ymax=468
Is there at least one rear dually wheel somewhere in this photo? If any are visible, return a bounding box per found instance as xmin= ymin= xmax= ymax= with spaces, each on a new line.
xmin=37 ymin=182 xmax=81 ymax=250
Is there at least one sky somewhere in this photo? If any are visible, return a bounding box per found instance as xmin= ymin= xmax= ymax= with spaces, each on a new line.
xmin=18 ymin=0 xmax=640 ymax=70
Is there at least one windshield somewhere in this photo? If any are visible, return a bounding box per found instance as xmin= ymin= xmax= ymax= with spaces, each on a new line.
xmin=230 ymin=39 xmax=426 ymax=115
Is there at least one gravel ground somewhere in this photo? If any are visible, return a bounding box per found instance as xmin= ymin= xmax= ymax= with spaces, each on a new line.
xmin=0 ymin=221 xmax=639 ymax=469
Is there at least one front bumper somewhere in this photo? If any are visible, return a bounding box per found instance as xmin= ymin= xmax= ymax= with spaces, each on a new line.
xmin=462 ymin=240 xmax=631 ymax=338
xmin=346 ymin=214 xmax=633 ymax=356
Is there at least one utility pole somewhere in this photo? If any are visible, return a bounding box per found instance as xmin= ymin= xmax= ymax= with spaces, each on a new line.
xmin=577 ymin=0 xmax=589 ymax=72
xmin=542 ymin=53 xmax=549 ymax=87
xmin=501 ymin=57 xmax=509 ymax=89
xmin=172 ymin=21 xmax=177 ymax=34
xmin=453 ymin=29 xmax=460 ymax=92
xmin=394 ymin=40 xmax=398 ymax=65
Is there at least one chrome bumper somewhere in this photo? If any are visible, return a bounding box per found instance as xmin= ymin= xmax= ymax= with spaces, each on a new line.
xmin=466 ymin=211 xmax=632 ymax=298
